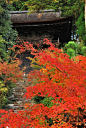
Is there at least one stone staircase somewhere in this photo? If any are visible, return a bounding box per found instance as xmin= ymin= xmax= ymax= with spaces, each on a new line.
xmin=5 ymin=75 xmax=33 ymax=113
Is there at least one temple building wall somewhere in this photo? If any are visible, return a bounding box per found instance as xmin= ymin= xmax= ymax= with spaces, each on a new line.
xmin=10 ymin=11 xmax=73 ymax=73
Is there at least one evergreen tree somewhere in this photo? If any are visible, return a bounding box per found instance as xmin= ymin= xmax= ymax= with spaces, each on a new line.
xmin=0 ymin=35 xmax=7 ymax=61
xmin=0 ymin=0 xmax=18 ymax=51
xmin=76 ymin=2 xmax=86 ymax=45
xmin=52 ymin=0 xmax=86 ymax=45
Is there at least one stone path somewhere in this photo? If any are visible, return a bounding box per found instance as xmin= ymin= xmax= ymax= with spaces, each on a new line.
xmin=5 ymin=75 xmax=33 ymax=113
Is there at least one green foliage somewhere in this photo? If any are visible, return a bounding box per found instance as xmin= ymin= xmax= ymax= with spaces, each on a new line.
xmin=67 ymin=48 xmax=75 ymax=59
xmin=11 ymin=0 xmax=28 ymax=11
xmin=6 ymin=0 xmax=18 ymax=4
xmin=0 ymin=35 xmax=15 ymax=62
xmin=52 ymin=0 xmax=86 ymax=45
xmin=33 ymin=95 xmax=54 ymax=108
xmin=63 ymin=40 xmax=86 ymax=58
xmin=33 ymin=95 xmax=45 ymax=103
xmin=0 ymin=77 xmax=16 ymax=108
xmin=5 ymin=80 xmax=16 ymax=97
xmin=0 ymin=5 xmax=4 ymax=13
xmin=0 ymin=0 xmax=23 ymax=109
xmin=81 ymin=46 xmax=86 ymax=56
xmin=0 ymin=1 xmax=18 ymax=50
xmin=0 ymin=35 xmax=7 ymax=61
xmin=41 ymin=96 xmax=54 ymax=108
xmin=65 ymin=41 xmax=78 ymax=50
xmin=0 ymin=58 xmax=23 ymax=108
xmin=52 ymin=0 xmax=81 ymax=18
xmin=76 ymin=2 xmax=86 ymax=45
xmin=25 ymin=0 xmax=56 ymax=13
xmin=63 ymin=41 xmax=79 ymax=58
xmin=0 ymin=80 xmax=8 ymax=108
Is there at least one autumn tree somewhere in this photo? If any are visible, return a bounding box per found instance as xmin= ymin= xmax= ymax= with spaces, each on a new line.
xmin=0 ymin=39 xmax=86 ymax=127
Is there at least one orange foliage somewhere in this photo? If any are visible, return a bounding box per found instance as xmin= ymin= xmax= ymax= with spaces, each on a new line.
xmin=0 ymin=59 xmax=23 ymax=83
xmin=0 ymin=39 xmax=86 ymax=127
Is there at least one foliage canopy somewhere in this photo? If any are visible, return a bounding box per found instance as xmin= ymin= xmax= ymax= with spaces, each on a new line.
xmin=0 ymin=39 xmax=86 ymax=127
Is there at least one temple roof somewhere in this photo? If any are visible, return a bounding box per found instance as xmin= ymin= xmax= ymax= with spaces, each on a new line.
xmin=9 ymin=10 xmax=63 ymax=23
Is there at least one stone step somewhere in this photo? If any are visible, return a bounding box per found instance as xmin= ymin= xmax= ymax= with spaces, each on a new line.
xmin=15 ymin=101 xmax=22 ymax=105
xmin=5 ymin=75 xmax=34 ymax=113
xmin=8 ymin=94 xmax=14 ymax=99
xmin=5 ymin=104 xmax=19 ymax=109
xmin=13 ymin=90 xmax=23 ymax=93
xmin=14 ymin=92 xmax=24 ymax=96
xmin=8 ymin=97 xmax=19 ymax=101
xmin=5 ymin=105 xmax=24 ymax=110
xmin=14 ymin=87 xmax=22 ymax=90
xmin=18 ymin=98 xmax=31 ymax=101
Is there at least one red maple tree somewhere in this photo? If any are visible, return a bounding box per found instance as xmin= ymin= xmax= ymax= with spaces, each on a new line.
xmin=0 ymin=39 xmax=86 ymax=128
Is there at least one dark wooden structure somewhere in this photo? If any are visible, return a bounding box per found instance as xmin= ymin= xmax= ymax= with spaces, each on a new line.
xmin=10 ymin=10 xmax=73 ymax=47
xmin=9 ymin=10 xmax=73 ymax=73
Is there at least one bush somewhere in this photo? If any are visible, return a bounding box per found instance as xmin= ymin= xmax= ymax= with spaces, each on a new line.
xmin=63 ymin=41 xmax=86 ymax=58
xmin=63 ymin=41 xmax=79 ymax=58
xmin=0 ymin=81 xmax=8 ymax=108
xmin=34 ymin=95 xmax=54 ymax=108
xmin=81 ymin=46 xmax=86 ymax=56
xmin=67 ymin=48 xmax=75 ymax=59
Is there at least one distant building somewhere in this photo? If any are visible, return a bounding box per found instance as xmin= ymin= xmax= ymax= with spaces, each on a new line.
xmin=10 ymin=10 xmax=73 ymax=47
xmin=9 ymin=10 xmax=73 ymax=73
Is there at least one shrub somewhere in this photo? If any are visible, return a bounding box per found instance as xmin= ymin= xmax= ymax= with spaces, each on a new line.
xmin=64 ymin=41 xmax=86 ymax=58
xmin=81 ymin=46 xmax=86 ymax=56
xmin=0 ymin=81 xmax=8 ymax=108
xmin=63 ymin=41 xmax=79 ymax=58
xmin=67 ymin=48 xmax=75 ymax=59
xmin=33 ymin=95 xmax=54 ymax=108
